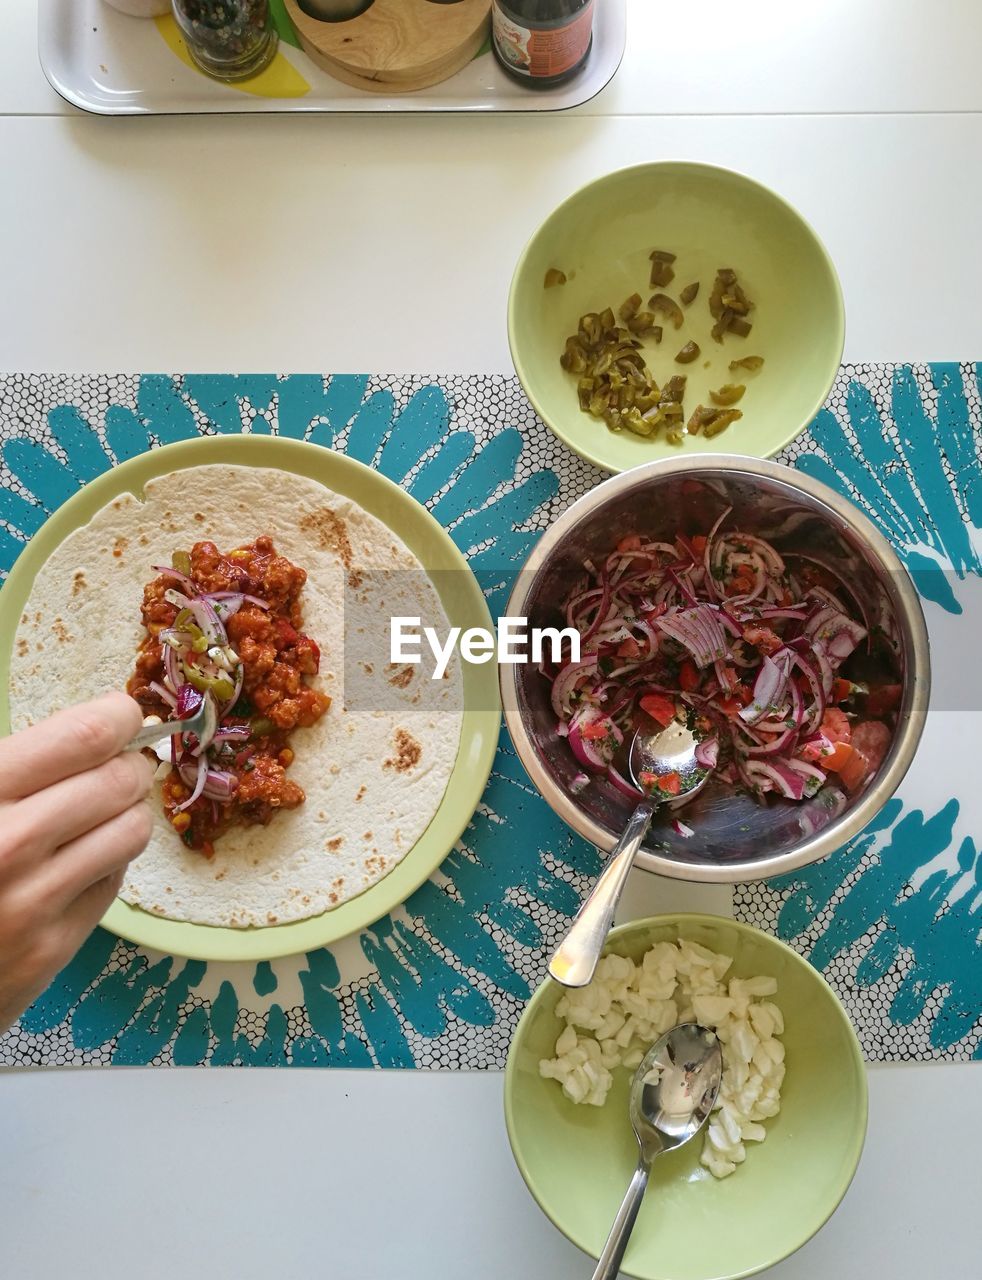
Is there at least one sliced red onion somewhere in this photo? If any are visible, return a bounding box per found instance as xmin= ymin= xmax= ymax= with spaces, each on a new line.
xmin=174 ymin=755 xmax=208 ymax=812
xmin=785 ymin=758 xmax=828 ymax=790
xmin=149 ymin=680 xmax=177 ymax=709
xmin=743 ymin=759 xmax=805 ymax=800
xmin=746 ymin=724 xmax=798 ymax=757
xmin=202 ymin=769 xmax=238 ymax=801
xmin=656 ymin=604 xmax=727 ymax=668
xmin=190 ymin=693 xmax=219 ymax=757
xmin=163 ymin=642 xmax=182 ymax=693
xmin=569 ymin=772 xmax=590 ymax=796
xmin=550 ymin=654 xmax=598 ymax=718
xmin=213 ymin=725 xmax=251 ymax=743
xmin=606 ymin=764 xmax=643 ymax=800
xmin=739 ymin=652 xmax=791 ymax=725
xmin=186 ymin=596 xmax=227 ymax=647
xmin=568 ymin=708 xmax=622 ymax=771
xmin=177 ymin=683 xmax=203 ymax=718
xmin=672 ymin=818 xmax=694 ymax=839
xmin=695 ymin=737 xmax=719 ymax=768
xmin=153 ymin=564 xmax=198 ymax=595
xmin=209 ymin=591 xmax=270 ymax=610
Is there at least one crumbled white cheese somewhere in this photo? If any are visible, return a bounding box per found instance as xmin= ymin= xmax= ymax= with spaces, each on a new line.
xmin=539 ymin=938 xmax=785 ymax=1178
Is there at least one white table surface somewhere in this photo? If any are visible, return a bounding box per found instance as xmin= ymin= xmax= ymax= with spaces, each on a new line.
xmin=1 ymin=4 xmax=981 ymax=1278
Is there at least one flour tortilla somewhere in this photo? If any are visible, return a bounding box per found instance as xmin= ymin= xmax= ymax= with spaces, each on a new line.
xmin=9 ymin=465 xmax=463 ymax=928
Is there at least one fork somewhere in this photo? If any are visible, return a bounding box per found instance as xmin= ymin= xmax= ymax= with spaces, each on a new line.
xmin=127 ymin=700 xmax=213 ymax=752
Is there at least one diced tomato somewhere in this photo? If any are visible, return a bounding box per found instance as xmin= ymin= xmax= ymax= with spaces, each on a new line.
xmin=580 ymin=720 xmax=610 ymax=740
xmin=831 ymin=678 xmax=853 ymax=704
xmin=679 ymin=660 xmax=700 ymax=692
xmin=618 ymin=534 xmax=643 ymax=553
xmin=851 ymin=720 xmax=891 ymax=771
xmin=743 ymin=625 xmax=783 ymax=656
xmin=795 ymin=671 xmax=812 ymax=693
xmin=640 ymin=693 xmax=677 ymax=727
xmin=820 ymin=707 xmax=852 ymax=745
xmin=717 ymin=697 xmax=742 ymax=718
xmin=866 ymin=684 xmax=902 ymax=717
xmin=822 ymin=741 xmax=854 ymax=772
xmin=735 ymin=683 xmax=754 ymax=707
xmin=616 ymin=636 xmax=642 ymax=660
xmin=838 ymin=747 xmax=871 ymax=793
xmin=656 ymin=772 xmax=682 ymax=795
xmin=691 ymin=535 xmax=708 ymax=554
xmin=780 ymin=588 xmax=794 ymax=607
xmin=695 ymin=713 xmax=713 ymax=734
xmin=727 ymin=572 xmax=755 ymax=597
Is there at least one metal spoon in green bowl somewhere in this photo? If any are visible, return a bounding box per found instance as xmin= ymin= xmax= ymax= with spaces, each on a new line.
xmin=549 ymin=718 xmax=708 ymax=988
xmin=593 ymin=1023 xmax=723 ymax=1280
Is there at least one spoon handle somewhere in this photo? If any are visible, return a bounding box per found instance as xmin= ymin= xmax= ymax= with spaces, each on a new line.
xmin=548 ymin=800 xmax=655 ymax=988
xmin=591 ymin=1156 xmax=651 ymax=1280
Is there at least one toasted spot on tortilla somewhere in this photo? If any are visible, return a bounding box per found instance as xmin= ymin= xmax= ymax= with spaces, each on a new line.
xmin=362 ymin=830 xmax=373 ymax=840
xmin=329 ymin=892 xmax=338 ymax=904
xmin=34 ymin=611 xmax=40 ymax=623
xmin=194 ymin=512 xmax=205 ymax=522
xmin=139 ymin=535 xmax=149 ymax=546
xmin=299 ymin=507 xmax=362 ymax=587
xmin=16 ymin=639 xmax=28 ymax=657
xmin=361 ymin=661 xmax=374 ymax=675
xmin=332 ymin=877 xmax=345 ymax=888
xmin=52 ymin=618 xmax=72 ymax=645
xmin=112 ymin=536 xmax=127 ymax=558
xmin=72 ymin=570 xmax=87 ymax=597
xmin=355 ymin=785 xmax=367 ymax=802
xmin=20 ymin=613 xmax=27 ymax=625
xmin=385 ymin=728 xmax=421 ymax=773
xmin=327 ymin=836 xmax=343 ymax=851
xmin=386 ymin=663 xmax=414 ymax=689
xmin=267 ymin=913 xmax=278 ymax=924
xmin=112 ymin=500 xmax=123 ymax=511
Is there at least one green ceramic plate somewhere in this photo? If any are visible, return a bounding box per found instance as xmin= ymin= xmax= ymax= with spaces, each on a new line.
xmin=505 ymin=914 xmax=867 ymax=1280
xmin=508 ymin=162 xmax=845 ymax=473
xmin=0 ymin=435 xmax=501 ymax=962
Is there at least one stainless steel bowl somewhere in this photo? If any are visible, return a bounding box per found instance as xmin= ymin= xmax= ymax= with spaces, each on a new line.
xmin=501 ymin=455 xmax=930 ymax=883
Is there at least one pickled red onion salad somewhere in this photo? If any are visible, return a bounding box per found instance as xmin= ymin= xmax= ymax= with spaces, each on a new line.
xmin=546 ymin=511 xmax=898 ymax=816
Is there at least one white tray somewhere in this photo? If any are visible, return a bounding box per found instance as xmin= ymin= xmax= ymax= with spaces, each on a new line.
xmin=38 ymin=0 xmax=626 ymax=114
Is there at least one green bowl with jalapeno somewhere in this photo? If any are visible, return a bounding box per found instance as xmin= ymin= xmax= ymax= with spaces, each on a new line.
xmin=508 ymin=162 xmax=845 ymax=473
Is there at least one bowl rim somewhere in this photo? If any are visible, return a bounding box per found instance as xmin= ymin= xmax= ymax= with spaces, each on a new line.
xmin=499 ymin=453 xmax=931 ymax=883
xmin=503 ymin=912 xmax=870 ymax=1280
xmin=507 ymin=159 xmax=846 ymax=474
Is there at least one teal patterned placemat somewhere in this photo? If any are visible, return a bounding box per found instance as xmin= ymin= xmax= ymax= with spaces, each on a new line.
xmin=0 ymin=367 xmax=979 ymax=1067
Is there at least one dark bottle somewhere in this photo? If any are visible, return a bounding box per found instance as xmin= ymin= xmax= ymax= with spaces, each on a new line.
xmin=491 ymin=0 xmax=595 ymax=89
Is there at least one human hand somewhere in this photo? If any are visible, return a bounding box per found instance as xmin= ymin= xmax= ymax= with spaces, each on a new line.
xmin=0 ymin=692 xmax=154 ymax=1033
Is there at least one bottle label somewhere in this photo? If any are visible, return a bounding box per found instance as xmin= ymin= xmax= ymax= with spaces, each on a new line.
xmin=492 ymin=1 xmax=594 ymax=80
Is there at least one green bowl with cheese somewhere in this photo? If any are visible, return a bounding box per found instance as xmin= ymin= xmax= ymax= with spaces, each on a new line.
xmin=504 ymin=914 xmax=867 ymax=1280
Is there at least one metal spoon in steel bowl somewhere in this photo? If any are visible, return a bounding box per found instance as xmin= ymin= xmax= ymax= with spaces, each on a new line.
xmin=592 ymin=1023 xmax=723 ymax=1280
xmin=549 ymin=718 xmax=707 ymax=988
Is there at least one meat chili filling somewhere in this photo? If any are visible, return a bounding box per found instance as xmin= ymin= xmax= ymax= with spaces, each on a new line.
xmin=127 ymin=537 xmax=331 ymax=856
